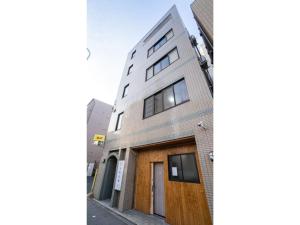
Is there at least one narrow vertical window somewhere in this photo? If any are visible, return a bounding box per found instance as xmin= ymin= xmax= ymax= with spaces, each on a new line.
xmin=122 ymin=84 xmax=129 ymax=98
xmin=131 ymin=50 xmax=136 ymax=59
xmin=115 ymin=112 xmax=124 ymax=131
xmin=144 ymin=96 xmax=154 ymax=118
xmin=146 ymin=67 xmax=154 ymax=80
xmin=168 ymin=48 xmax=179 ymax=64
xmin=127 ymin=65 xmax=133 ymax=75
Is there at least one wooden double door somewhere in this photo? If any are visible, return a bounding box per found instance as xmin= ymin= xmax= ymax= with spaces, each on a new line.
xmin=134 ymin=143 xmax=212 ymax=225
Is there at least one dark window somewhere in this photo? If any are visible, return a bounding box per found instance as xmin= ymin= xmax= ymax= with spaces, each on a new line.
xmin=154 ymin=92 xmax=163 ymax=114
xmin=146 ymin=47 xmax=179 ymax=81
xmin=131 ymin=50 xmax=136 ymax=59
xmin=122 ymin=84 xmax=129 ymax=98
xmin=143 ymin=78 xmax=189 ymax=118
xmin=115 ymin=112 xmax=124 ymax=131
xmin=168 ymin=153 xmax=200 ymax=183
xmin=174 ymin=79 xmax=189 ymax=104
xmin=127 ymin=65 xmax=133 ymax=75
xmin=144 ymin=96 xmax=154 ymax=118
xmin=148 ymin=29 xmax=174 ymax=57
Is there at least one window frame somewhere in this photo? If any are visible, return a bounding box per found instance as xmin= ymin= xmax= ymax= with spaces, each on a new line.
xmin=168 ymin=152 xmax=200 ymax=183
xmin=115 ymin=112 xmax=124 ymax=131
xmin=127 ymin=64 xmax=133 ymax=75
xmin=147 ymin=29 xmax=174 ymax=58
xmin=122 ymin=84 xmax=129 ymax=98
xmin=145 ymin=47 xmax=179 ymax=81
xmin=143 ymin=78 xmax=189 ymax=119
xmin=131 ymin=50 xmax=136 ymax=59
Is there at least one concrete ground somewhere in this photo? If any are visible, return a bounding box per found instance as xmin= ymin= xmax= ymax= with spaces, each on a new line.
xmin=87 ymin=198 xmax=135 ymax=225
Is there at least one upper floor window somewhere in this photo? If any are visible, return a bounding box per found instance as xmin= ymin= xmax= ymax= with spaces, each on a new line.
xmin=122 ymin=84 xmax=129 ymax=98
xmin=127 ymin=65 xmax=133 ymax=75
xmin=146 ymin=47 xmax=179 ymax=81
xmin=168 ymin=153 xmax=200 ymax=183
xmin=148 ymin=29 xmax=174 ymax=57
xmin=115 ymin=112 xmax=124 ymax=131
xmin=131 ymin=50 xmax=136 ymax=59
xmin=143 ymin=78 xmax=189 ymax=118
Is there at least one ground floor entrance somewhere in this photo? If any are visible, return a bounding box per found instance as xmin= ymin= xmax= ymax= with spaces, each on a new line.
xmin=134 ymin=141 xmax=212 ymax=225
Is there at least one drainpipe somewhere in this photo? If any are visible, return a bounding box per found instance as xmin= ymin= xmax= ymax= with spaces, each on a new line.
xmin=190 ymin=35 xmax=213 ymax=97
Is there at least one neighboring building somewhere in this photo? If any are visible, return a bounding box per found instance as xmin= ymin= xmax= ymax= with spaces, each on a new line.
xmin=191 ymin=0 xmax=213 ymax=64
xmin=87 ymin=99 xmax=112 ymax=165
xmin=93 ymin=6 xmax=213 ymax=225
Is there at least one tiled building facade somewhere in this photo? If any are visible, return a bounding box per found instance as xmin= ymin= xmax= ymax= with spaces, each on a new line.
xmin=93 ymin=6 xmax=213 ymax=224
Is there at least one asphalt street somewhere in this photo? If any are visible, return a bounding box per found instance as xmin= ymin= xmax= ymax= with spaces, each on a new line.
xmin=87 ymin=198 xmax=134 ymax=225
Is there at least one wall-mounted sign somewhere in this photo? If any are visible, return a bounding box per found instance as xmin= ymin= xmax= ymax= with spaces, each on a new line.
xmin=114 ymin=160 xmax=125 ymax=191
xmin=93 ymin=134 xmax=105 ymax=142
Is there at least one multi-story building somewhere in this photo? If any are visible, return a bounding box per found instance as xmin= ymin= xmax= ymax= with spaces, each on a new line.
xmin=191 ymin=0 xmax=213 ymax=64
xmin=93 ymin=6 xmax=213 ymax=225
xmin=87 ymin=98 xmax=112 ymax=165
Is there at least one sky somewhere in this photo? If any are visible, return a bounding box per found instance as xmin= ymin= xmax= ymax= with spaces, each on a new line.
xmin=87 ymin=0 xmax=203 ymax=105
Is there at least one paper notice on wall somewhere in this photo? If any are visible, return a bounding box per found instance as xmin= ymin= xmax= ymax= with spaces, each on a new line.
xmin=172 ymin=167 xmax=178 ymax=176
xmin=114 ymin=160 xmax=125 ymax=191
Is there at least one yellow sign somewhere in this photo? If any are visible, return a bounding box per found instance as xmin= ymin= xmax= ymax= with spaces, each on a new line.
xmin=93 ymin=134 xmax=105 ymax=142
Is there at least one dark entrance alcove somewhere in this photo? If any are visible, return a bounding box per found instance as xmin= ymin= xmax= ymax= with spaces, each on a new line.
xmin=99 ymin=156 xmax=117 ymax=200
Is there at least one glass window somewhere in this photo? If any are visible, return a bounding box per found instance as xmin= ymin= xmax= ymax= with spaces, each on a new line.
xmin=144 ymin=96 xmax=154 ymax=118
xmin=146 ymin=66 xmax=154 ymax=80
xmin=159 ymin=37 xmax=167 ymax=47
xmin=131 ymin=50 xmax=136 ymax=59
xmin=148 ymin=47 xmax=154 ymax=57
xmin=122 ymin=84 xmax=129 ymax=98
xmin=127 ymin=65 xmax=133 ymax=75
xmin=153 ymin=62 xmax=161 ymax=75
xmin=163 ymin=86 xmax=175 ymax=109
xmin=166 ymin=30 xmax=174 ymax=40
xmin=168 ymin=49 xmax=179 ymax=64
xmin=143 ymin=79 xmax=189 ymax=118
xmin=174 ymin=79 xmax=189 ymax=104
xmin=181 ymin=154 xmax=200 ymax=183
xmin=160 ymin=56 xmax=170 ymax=70
xmin=115 ymin=112 xmax=124 ymax=130
xmin=154 ymin=92 xmax=163 ymax=114
xmin=168 ymin=153 xmax=200 ymax=183
xmin=168 ymin=155 xmax=183 ymax=180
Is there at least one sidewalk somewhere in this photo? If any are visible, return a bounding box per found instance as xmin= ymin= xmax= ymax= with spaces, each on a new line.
xmin=87 ymin=198 xmax=134 ymax=225
xmin=92 ymin=198 xmax=170 ymax=225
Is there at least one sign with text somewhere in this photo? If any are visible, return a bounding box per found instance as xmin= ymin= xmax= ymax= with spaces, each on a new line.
xmin=93 ymin=134 xmax=105 ymax=142
xmin=114 ymin=160 xmax=125 ymax=191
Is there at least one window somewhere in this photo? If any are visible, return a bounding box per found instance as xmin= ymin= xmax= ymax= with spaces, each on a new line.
xmin=122 ymin=84 xmax=129 ymax=98
xmin=127 ymin=65 xmax=133 ymax=75
xmin=131 ymin=50 xmax=136 ymax=59
xmin=115 ymin=112 xmax=124 ymax=131
xmin=144 ymin=96 xmax=154 ymax=118
xmin=143 ymin=78 xmax=189 ymax=118
xmin=146 ymin=47 xmax=179 ymax=81
xmin=168 ymin=153 xmax=200 ymax=183
xmin=174 ymin=79 xmax=189 ymax=104
xmin=148 ymin=29 xmax=174 ymax=57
